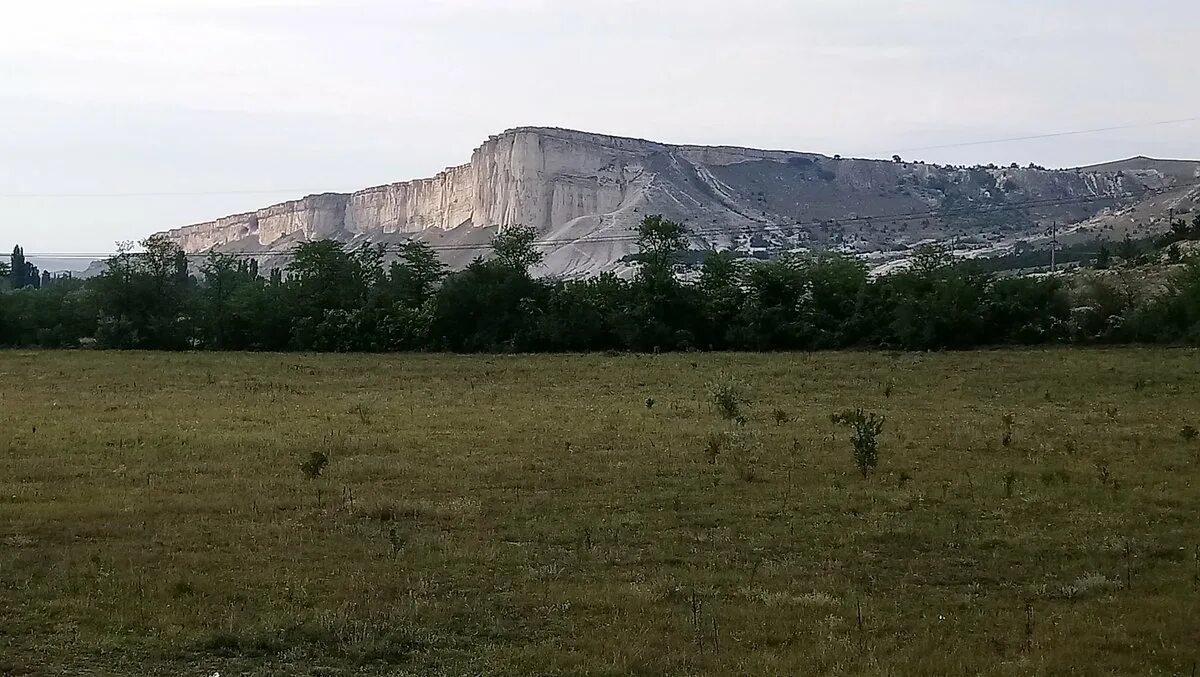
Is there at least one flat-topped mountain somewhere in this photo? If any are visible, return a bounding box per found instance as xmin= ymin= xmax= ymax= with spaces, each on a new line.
xmin=155 ymin=128 xmax=1200 ymax=275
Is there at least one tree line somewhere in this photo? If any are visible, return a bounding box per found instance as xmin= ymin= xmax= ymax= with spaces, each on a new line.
xmin=0 ymin=246 xmax=49 ymax=291
xmin=2 ymin=215 xmax=1199 ymax=352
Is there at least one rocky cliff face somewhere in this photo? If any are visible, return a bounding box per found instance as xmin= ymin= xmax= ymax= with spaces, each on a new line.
xmin=165 ymin=129 xmax=657 ymax=251
xmin=156 ymin=127 xmax=1200 ymax=275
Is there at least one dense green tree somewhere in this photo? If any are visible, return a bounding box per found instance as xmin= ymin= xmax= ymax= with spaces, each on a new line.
xmin=1117 ymin=234 xmax=1140 ymax=264
xmin=288 ymin=241 xmax=366 ymax=313
xmin=1135 ymin=260 xmax=1200 ymax=342
xmin=426 ymin=227 xmax=550 ymax=351
xmin=628 ymin=216 xmax=698 ymax=350
xmin=1071 ymin=276 xmax=1133 ymax=342
xmin=387 ymin=240 xmax=447 ymax=308
xmin=1170 ymin=218 xmax=1192 ymax=241
xmin=697 ymin=251 xmax=746 ymax=349
xmin=92 ymin=236 xmax=195 ymax=349
xmin=801 ymin=254 xmax=870 ymax=348
xmin=286 ymin=241 xmax=383 ymax=349
xmin=985 ymin=276 xmax=1069 ymax=344
xmin=491 ymin=226 xmax=543 ymax=272
xmin=885 ymin=247 xmax=991 ymax=349
xmin=739 ymin=257 xmax=811 ymax=350
xmin=10 ymin=246 xmax=26 ymax=289
xmin=540 ymin=274 xmax=634 ymax=350
xmin=231 ymin=276 xmax=293 ymax=351
xmin=8 ymin=246 xmax=41 ymax=290
xmin=635 ymin=215 xmax=689 ymax=284
xmin=199 ymin=253 xmax=262 ymax=350
xmin=0 ymin=277 xmax=95 ymax=347
xmin=730 ymin=253 xmax=868 ymax=350
xmin=430 ymin=259 xmax=549 ymax=352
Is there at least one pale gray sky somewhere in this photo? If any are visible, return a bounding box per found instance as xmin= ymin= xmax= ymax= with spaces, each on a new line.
xmin=3 ymin=0 xmax=1199 ymax=253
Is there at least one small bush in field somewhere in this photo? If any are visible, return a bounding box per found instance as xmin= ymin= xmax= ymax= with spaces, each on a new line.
xmin=831 ymin=409 xmax=885 ymax=479
xmin=708 ymin=376 xmax=747 ymax=421
xmin=300 ymin=451 xmax=329 ymax=480
xmin=725 ymin=431 xmax=761 ymax=482
xmin=703 ymin=432 xmax=724 ymax=464
xmin=1002 ymin=413 xmax=1015 ymax=447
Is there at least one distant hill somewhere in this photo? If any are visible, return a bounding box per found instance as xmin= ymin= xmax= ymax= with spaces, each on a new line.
xmin=1077 ymin=156 xmax=1200 ymax=182
xmin=151 ymin=128 xmax=1200 ymax=276
xmin=29 ymin=257 xmax=100 ymax=275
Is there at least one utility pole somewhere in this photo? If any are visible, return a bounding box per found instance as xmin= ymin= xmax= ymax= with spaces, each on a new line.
xmin=1050 ymin=221 xmax=1058 ymax=274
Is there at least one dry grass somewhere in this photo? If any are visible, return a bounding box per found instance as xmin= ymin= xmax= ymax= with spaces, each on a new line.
xmin=1 ymin=349 xmax=1199 ymax=676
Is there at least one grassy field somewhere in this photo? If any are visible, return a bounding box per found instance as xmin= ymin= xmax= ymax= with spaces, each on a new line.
xmin=1 ymin=349 xmax=1199 ymax=676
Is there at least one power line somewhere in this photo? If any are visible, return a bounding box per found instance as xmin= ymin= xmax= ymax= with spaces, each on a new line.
xmin=877 ymin=116 xmax=1200 ymax=155
xmin=0 ymin=189 xmax=326 ymax=199
xmin=4 ymin=117 xmax=1197 ymax=200
xmin=21 ymin=188 xmax=1152 ymax=261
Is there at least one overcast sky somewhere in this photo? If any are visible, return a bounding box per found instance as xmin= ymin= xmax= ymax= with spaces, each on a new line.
xmin=3 ymin=0 xmax=1199 ymax=253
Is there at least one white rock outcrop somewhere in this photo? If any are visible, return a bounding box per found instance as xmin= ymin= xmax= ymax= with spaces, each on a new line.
xmin=156 ymin=127 xmax=1193 ymax=276
xmin=165 ymin=129 xmax=666 ymax=251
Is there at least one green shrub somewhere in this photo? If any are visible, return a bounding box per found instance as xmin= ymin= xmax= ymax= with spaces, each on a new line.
xmin=708 ymin=376 xmax=747 ymax=421
xmin=300 ymin=451 xmax=329 ymax=480
xmin=831 ymin=409 xmax=885 ymax=479
xmin=1002 ymin=413 xmax=1015 ymax=447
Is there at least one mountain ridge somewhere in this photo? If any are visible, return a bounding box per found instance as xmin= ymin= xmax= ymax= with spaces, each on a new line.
xmin=154 ymin=127 xmax=1200 ymax=275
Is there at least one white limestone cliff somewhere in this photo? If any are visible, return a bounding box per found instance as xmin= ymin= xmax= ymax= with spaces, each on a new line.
xmin=155 ymin=127 xmax=1194 ymax=276
xmin=164 ymin=128 xmax=669 ymax=251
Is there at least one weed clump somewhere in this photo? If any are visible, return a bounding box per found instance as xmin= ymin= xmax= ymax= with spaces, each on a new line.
xmin=703 ymin=431 xmax=724 ymax=465
xmin=1040 ymin=468 xmax=1071 ymax=485
xmin=708 ymin=376 xmax=747 ymax=421
xmin=1003 ymin=470 xmax=1017 ymax=498
xmin=700 ymin=430 xmax=760 ymax=482
xmin=1001 ymin=413 xmax=1015 ymax=447
xmin=831 ymin=409 xmax=885 ymax=479
xmin=1060 ymin=573 xmax=1117 ymax=600
xmin=300 ymin=451 xmax=330 ymax=480
xmin=726 ymin=431 xmax=761 ymax=482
